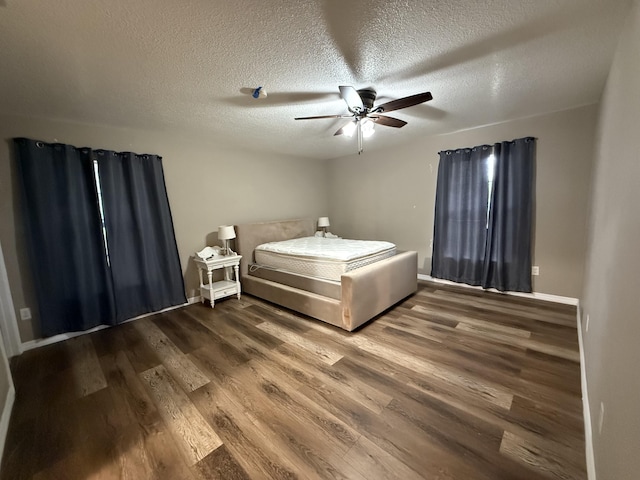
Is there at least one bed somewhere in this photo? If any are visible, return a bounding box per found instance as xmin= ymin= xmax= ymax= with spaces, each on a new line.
xmin=235 ymin=218 xmax=418 ymax=331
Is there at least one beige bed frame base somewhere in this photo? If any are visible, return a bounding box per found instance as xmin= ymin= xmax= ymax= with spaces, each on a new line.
xmin=235 ymin=219 xmax=418 ymax=331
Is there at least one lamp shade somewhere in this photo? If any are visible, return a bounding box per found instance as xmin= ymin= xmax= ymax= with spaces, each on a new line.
xmin=217 ymin=225 xmax=236 ymax=240
xmin=317 ymin=217 xmax=330 ymax=228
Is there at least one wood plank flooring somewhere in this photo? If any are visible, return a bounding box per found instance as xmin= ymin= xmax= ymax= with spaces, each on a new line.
xmin=0 ymin=281 xmax=586 ymax=479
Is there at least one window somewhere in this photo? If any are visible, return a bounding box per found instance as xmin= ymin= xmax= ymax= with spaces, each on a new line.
xmin=485 ymin=152 xmax=496 ymax=228
xmin=92 ymin=159 xmax=111 ymax=266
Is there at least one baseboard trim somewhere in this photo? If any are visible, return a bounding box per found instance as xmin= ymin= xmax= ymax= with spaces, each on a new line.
xmin=186 ymin=295 xmax=201 ymax=305
xmin=21 ymin=300 xmax=193 ymax=352
xmin=576 ymin=304 xmax=596 ymax=480
xmin=0 ymin=383 xmax=15 ymax=464
xmin=417 ymin=274 xmax=579 ymax=306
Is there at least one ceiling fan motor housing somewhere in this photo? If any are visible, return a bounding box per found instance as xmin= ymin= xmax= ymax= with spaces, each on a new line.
xmin=357 ymin=88 xmax=377 ymax=111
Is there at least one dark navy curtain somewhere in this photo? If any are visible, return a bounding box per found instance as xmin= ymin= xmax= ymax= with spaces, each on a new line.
xmin=431 ymin=146 xmax=491 ymax=285
xmin=483 ymin=138 xmax=535 ymax=292
xmin=96 ymin=150 xmax=186 ymax=322
xmin=14 ymin=138 xmax=186 ymax=336
xmin=431 ymin=137 xmax=535 ymax=292
xmin=14 ymin=139 xmax=115 ymax=336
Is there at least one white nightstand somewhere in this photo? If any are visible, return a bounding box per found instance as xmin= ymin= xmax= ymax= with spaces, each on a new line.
xmin=193 ymin=254 xmax=242 ymax=308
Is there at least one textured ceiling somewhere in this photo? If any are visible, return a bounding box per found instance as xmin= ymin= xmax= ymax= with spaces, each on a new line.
xmin=0 ymin=0 xmax=632 ymax=159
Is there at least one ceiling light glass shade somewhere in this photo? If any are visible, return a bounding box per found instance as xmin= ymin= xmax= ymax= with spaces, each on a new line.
xmin=217 ymin=225 xmax=236 ymax=240
xmin=317 ymin=216 xmax=330 ymax=227
xmin=342 ymin=121 xmax=356 ymax=138
xmin=361 ymin=118 xmax=375 ymax=138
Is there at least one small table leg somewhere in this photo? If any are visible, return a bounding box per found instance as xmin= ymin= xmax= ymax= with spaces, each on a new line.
xmin=234 ymin=264 xmax=241 ymax=299
xmin=207 ymin=270 xmax=215 ymax=308
xmin=197 ymin=267 xmax=205 ymax=303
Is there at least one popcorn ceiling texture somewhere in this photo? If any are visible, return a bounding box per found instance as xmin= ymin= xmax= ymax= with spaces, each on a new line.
xmin=0 ymin=0 xmax=632 ymax=159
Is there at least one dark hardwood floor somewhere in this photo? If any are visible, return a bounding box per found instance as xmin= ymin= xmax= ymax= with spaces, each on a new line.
xmin=0 ymin=281 xmax=586 ymax=479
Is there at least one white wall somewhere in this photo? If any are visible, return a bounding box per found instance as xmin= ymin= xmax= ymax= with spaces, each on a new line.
xmin=581 ymin=1 xmax=640 ymax=478
xmin=327 ymin=105 xmax=598 ymax=298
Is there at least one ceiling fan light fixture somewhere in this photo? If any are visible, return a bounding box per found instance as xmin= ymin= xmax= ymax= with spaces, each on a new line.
xmin=342 ymin=121 xmax=357 ymax=138
xmin=361 ymin=118 xmax=375 ymax=138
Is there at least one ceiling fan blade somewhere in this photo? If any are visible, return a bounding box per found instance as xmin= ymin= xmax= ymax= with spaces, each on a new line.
xmin=370 ymin=115 xmax=407 ymax=128
xmin=374 ymin=91 xmax=433 ymax=113
xmin=294 ymin=114 xmax=350 ymax=120
xmin=339 ymin=86 xmax=364 ymax=111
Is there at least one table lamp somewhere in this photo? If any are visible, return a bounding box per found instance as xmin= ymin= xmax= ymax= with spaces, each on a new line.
xmin=218 ymin=225 xmax=236 ymax=255
xmin=317 ymin=217 xmax=330 ymax=237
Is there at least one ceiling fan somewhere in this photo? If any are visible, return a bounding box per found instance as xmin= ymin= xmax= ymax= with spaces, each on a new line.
xmin=295 ymin=86 xmax=433 ymax=154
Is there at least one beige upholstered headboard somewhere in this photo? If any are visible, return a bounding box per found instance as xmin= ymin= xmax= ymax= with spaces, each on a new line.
xmin=235 ymin=218 xmax=315 ymax=277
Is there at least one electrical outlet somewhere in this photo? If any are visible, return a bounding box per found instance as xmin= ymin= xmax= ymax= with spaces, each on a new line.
xmin=585 ymin=314 xmax=590 ymax=332
xmin=598 ymin=402 xmax=605 ymax=434
xmin=531 ymin=266 xmax=540 ymax=276
xmin=20 ymin=307 xmax=31 ymax=321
